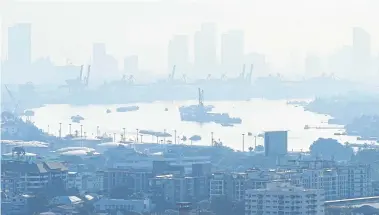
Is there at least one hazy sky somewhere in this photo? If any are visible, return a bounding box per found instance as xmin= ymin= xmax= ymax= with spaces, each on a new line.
xmin=1 ymin=0 xmax=379 ymax=73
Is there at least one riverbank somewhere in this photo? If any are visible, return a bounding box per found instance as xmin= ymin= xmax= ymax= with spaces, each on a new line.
xmin=305 ymin=95 xmax=379 ymax=141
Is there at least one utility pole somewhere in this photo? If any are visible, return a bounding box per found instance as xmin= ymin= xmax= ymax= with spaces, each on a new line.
xmin=80 ymin=125 xmax=83 ymax=138
xmin=96 ymin=126 xmax=100 ymax=137
xmin=123 ymin=128 xmax=126 ymax=141
xmin=113 ymin=133 xmax=116 ymax=143
xmin=174 ymin=130 xmax=177 ymax=144
xmin=136 ymin=129 xmax=139 ymax=142
xmin=242 ymin=133 xmax=245 ymax=152
xmin=254 ymin=135 xmax=257 ymax=149
xmin=211 ymin=132 xmax=214 ymax=146
xmin=69 ymin=124 xmax=72 ymax=136
xmin=163 ymin=129 xmax=166 ymax=144
xmin=47 ymin=125 xmax=50 ymax=134
xmin=59 ymin=122 xmax=62 ymax=139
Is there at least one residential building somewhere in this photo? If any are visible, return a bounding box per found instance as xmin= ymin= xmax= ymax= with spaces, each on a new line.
xmin=282 ymin=160 xmax=372 ymax=200
xmin=103 ymin=168 xmax=151 ymax=194
xmin=1 ymin=160 xmax=68 ymax=195
xmin=245 ymin=182 xmax=325 ymax=215
xmin=149 ymin=174 xmax=208 ymax=205
xmin=209 ymin=172 xmax=247 ymax=202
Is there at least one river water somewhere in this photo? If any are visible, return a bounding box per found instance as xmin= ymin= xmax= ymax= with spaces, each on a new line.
xmin=31 ymin=99 xmax=363 ymax=151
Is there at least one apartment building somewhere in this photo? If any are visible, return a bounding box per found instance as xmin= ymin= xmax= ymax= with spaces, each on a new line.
xmin=284 ymin=161 xmax=372 ymax=200
xmin=209 ymin=172 xmax=247 ymax=202
xmin=149 ymin=174 xmax=208 ymax=205
xmin=103 ymin=168 xmax=152 ymax=194
xmin=245 ymin=182 xmax=325 ymax=215
xmin=1 ymin=160 xmax=68 ymax=195
xmin=67 ymin=171 xmax=104 ymax=193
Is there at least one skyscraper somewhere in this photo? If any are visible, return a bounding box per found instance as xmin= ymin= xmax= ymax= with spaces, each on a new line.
xmin=124 ymin=55 xmax=139 ymax=74
xmin=305 ymin=53 xmax=322 ymax=78
xmin=352 ymin=27 xmax=371 ymax=79
xmin=92 ymin=43 xmax=106 ymax=66
xmin=167 ymin=35 xmax=189 ymax=74
xmin=221 ymin=30 xmax=244 ymax=76
xmin=7 ymin=23 xmax=31 ymax=67
xmin=194 ymin=23 xmax=217 ymax=77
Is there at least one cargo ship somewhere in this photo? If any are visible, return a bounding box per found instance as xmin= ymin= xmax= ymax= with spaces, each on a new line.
xmin=179 ymin=88 xmax=242 ymax=125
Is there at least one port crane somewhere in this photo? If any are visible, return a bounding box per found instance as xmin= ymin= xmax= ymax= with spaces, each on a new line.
xmin=63 ymin=65 xmax=91 ymax=92
xmin=3 ymin=85 xmax=20 ymax=115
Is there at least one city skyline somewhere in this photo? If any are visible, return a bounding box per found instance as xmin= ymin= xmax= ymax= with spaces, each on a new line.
xmin=1 ymin=0 xmax=379 ymax=73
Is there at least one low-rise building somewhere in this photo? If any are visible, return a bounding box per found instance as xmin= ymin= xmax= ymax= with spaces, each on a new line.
xmin=93 ymin=198 xmax=152 ymax=213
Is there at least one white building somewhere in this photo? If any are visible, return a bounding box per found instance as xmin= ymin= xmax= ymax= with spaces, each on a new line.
xmin=93 ymin=198 xmax=151 ymax=213
xmin=245 ymin=182 xmax=325 ymax=215
xmin=285 ymin=161 xmax=372 ymax=200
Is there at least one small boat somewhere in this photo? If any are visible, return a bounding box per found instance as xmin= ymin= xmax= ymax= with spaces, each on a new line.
xmin=106 ymin=109 xmax=111 ymax=114
xmin=116 ymin=106 xmax=139 ymax=112
xmin=221 ymin=123 xmax=234 ymax=127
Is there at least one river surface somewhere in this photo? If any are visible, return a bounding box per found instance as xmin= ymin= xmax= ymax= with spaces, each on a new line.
xmin=31 ymin=99 xmax=365 ymax=151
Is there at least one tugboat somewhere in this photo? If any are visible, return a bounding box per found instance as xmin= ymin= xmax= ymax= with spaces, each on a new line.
xmin=179 ymin=88 xmax=242 ymax=125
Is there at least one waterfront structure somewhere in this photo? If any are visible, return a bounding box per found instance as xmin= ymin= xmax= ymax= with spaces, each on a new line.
xmin=264 ymin=131 xmax=288 ymax=157
xmin=245 ymin=182 xmax=325 ymax=215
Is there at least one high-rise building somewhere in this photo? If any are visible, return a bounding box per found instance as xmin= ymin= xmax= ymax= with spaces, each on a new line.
xmin=124 ymin=55 xmax=139 ymax=74
xmin=305 ymin=53 xmax=322 ymax=78
xmin=7 ymin=23 xmax=31 ymax=66
xmin=245 ymin=182 xmax=325 ymax=215
xmin=264 ymin=131 xmax=288 ymax=157
xmin=91 ymin=43 xmax=119 ymax=80
xmin=168 ymin=35 xmax=189 ymax=74
xmin=92 ymin=43 xmax=106 ymax=66
xmin=221 ymin=30 xmax=244 ymax=76
xmin=352 ymin=27 xmax=371 ymax=79
xmin=194 ymin=23 xmax=217 ymax=77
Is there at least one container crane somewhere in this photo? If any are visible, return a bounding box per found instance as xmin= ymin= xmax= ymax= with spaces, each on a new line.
xmin=168 ymin=65 xmax=176 ymax=82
